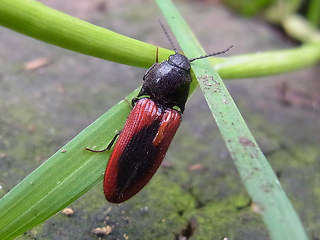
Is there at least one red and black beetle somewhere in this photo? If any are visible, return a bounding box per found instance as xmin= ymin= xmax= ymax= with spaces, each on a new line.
xmin=87 ymin=30 xmax=232 ymax=203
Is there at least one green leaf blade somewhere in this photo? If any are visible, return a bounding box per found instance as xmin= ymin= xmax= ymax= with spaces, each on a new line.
xmin=0 ymin=90 xmax=138 ymax=239
xmin=156 ymin=1 xmax=309 ymax=240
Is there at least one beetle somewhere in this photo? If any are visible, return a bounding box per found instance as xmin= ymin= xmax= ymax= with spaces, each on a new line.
xmin=87 ymin=27 xmax=232 ymax=203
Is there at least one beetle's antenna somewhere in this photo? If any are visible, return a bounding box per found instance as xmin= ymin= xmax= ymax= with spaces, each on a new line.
xmin=157 ymin=20 xmax=177 ymax=52
xmin=189 ymin=45 xmax=234 ymax=62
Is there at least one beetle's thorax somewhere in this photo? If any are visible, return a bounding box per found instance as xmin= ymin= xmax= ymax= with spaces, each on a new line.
xmin=138 ymin=53 xmax=192 ymax=113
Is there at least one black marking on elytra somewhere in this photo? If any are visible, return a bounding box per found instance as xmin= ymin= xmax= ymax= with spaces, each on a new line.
xmin=115 ymin=119 xmax=161 ymax=193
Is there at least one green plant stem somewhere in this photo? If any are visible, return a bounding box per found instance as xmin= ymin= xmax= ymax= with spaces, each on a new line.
xmin=0 ymin=0 xmax=172 ymax=68
xmin=307 ymin=0 xmax=320 ymax=27
xmin=282 ymin=14 xmax=320 ymax=43
xmin=214 ymin=42 xmax=320 ymax=79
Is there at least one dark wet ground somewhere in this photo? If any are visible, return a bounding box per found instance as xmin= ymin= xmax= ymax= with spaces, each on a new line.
xmin=1 ymin=0 xmax=320 ymax=239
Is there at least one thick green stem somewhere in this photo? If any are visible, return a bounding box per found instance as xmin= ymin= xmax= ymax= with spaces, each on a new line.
xmin=214 ymin=42 xmax=320 ymax=79
xmin=0 ymin=0 xmax=172 ymax=68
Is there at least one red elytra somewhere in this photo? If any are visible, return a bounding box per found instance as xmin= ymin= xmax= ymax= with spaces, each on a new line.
xmin=104 ymin=98 xmax=181 ymax=203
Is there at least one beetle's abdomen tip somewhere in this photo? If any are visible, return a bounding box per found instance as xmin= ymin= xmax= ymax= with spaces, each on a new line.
xmin=105 ymin=193 xmax=127 ymax=204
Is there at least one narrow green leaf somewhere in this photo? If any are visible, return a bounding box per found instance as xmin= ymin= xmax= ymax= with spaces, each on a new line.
xmin=156 ymin=1 xmax=309 ymax=240
xmin=0 ymin=90 xmax=137 ymax=240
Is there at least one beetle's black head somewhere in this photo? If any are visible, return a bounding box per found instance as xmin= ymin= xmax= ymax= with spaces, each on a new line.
xmin=168 ymin=53 xmax=190 ymax=71
xmin=136 ymin=21 xmax=233 ymax=114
